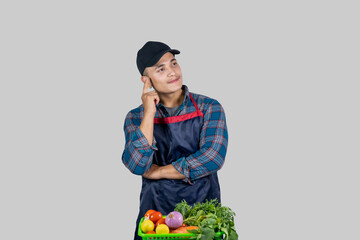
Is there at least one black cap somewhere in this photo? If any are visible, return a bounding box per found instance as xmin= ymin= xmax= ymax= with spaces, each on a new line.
xmin=136 ymin=41 xmax=180 ymax=75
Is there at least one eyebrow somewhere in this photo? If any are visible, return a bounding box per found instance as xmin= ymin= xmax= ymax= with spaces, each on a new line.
xmin=154 ymin=58 xmax=177 ymax=70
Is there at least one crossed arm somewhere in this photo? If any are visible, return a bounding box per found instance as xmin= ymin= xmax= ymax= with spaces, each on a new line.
xmin=122 ymin=97 xmax=228 ymax=184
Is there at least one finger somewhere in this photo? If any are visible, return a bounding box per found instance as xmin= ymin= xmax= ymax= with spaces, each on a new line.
xmin=154 ymin=95 xmax=160 ymax=105
xmin=146 ymin=90 xmax=158 ymax=96
xmin=146 ymin=91 xmax=159 ymax=98
xmin=142 ymin=78 xmax=150 ymax=94
xmin=142 ymin=78 xmax=148 ymax=94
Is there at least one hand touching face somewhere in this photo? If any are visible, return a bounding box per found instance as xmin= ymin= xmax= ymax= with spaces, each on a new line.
xmin=141 ymin=77 xmax=160 ymax=116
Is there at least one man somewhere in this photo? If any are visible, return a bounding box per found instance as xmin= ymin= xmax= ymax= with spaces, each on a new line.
xmin=121 ymin=41 xmax=228 ymax=239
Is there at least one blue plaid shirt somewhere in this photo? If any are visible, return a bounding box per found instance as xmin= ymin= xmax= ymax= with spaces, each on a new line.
xmin=121 ymin=85 xmax=228 ymax=183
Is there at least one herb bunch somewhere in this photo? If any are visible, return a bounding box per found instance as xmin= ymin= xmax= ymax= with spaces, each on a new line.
xmin=174 ymin=199 xmax=238 ymax=240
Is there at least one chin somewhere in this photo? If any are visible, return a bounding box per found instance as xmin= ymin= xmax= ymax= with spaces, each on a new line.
xmin=173 ymin=81 xmax=183 ymax=91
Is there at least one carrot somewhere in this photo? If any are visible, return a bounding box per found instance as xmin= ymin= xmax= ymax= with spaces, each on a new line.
xmin=170 ymin=226 xmax=199 ymax=233
xmin=170 ymin=227 xmax=187 ymax=233
xmin=186 ymin=226 xmax=199 ymax=230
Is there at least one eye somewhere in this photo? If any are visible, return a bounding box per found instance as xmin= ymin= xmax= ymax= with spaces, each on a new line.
xmin=157 ymin=68 xmax=164 ymax=72
xmin=172 ymin=62 xmax=177 ymax=66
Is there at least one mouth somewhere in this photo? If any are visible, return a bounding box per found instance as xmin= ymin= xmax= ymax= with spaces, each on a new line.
xmin=168 ymin=78 xmax=179 ymax=84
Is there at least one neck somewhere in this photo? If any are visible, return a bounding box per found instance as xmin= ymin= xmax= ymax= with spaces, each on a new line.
xmin=159 ymin=88 xmax=185 ymax=108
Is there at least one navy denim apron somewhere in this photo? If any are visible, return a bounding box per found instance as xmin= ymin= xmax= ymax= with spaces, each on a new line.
xmin=133 ymin=94 xmax=221 ymax=239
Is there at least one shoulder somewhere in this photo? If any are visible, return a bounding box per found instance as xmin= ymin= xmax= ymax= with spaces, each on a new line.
xmin=124 ymin=104 xmax=144 ymax=122
xmin=190 ymin=92 xmax=224 ymax=112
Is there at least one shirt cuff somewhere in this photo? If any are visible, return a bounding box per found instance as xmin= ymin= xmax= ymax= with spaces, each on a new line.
xmin=131 ymin=128 xmax=158 ymax=151
xmin=172 ymin=157 xmax=193 ymax=185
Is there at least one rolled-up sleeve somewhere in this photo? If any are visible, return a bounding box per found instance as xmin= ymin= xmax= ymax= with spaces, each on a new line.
xmin=121 ymin=111 xmax=157 ymax=175
xmin=172 ymin=100 xmax=228 ymax=183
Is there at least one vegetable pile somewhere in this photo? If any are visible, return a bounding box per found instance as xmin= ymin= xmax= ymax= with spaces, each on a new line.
xmin=140 ymin=199 xmax=238 ymax=240
xmin=174 ymin=199 xmax=238 ymax=240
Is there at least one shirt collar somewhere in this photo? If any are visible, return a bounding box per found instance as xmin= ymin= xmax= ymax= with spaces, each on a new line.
xmin=157 ymin=85 xmax=190 ymax=116
xmin=181 ymin=85 xmax=190 ymax=105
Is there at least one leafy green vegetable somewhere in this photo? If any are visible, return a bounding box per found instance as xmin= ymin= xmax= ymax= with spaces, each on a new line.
xmin=199 ymin=227 xmax=216 ymax=240
xmin=174 ymin=199 xmax=238 ymax=240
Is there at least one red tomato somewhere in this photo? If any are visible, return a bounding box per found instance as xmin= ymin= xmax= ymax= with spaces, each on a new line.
xmin=144 ymin=209 xmax=156 ymax=219
xmin=155 ymin=218 xmax=166 ymax=228
xmin=149 ymin=211 xmax=163 ymax=223
xmin=146 ymin=230 xmax=156 ymax=234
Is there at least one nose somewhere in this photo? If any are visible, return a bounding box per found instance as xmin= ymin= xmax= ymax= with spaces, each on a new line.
xmin=168 ymin=68 xmax=175 ymax=77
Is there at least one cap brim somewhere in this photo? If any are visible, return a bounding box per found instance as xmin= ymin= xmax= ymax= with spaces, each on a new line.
xmin=145 ymin=49 xmax=180 ymax=68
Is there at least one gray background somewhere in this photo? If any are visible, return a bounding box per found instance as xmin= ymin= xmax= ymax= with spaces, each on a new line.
xmin=1 ymin=1 xmax=359 ymax=240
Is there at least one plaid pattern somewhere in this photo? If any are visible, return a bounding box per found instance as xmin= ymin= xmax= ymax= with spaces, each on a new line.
xmin=121 ymin=85 xmax=228 ymax=183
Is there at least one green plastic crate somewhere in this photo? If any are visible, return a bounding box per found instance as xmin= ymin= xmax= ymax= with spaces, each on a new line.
xmin=138 ymin=217 xmax=224 ymax=240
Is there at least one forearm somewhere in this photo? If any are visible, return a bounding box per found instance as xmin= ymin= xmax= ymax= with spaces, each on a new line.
xmin=142 ymin=164 xmax=186 ymax=180
xmin=172 ymin=144 xmax=226 ymax=182
xmin=160 ymin=164 xmax=186 ymax=180
xmin=139 ymin=113 xmax=155 ymax=145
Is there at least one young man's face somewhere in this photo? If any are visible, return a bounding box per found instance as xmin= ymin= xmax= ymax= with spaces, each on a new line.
xmin=143 ymin=52 xmax=183 ymax=94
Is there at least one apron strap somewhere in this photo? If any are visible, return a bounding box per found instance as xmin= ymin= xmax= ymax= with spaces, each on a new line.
xmin=189 ymin=93 xmax=204 ymax=117
xmin=154 ymin=93 xmax=203 ymax=124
